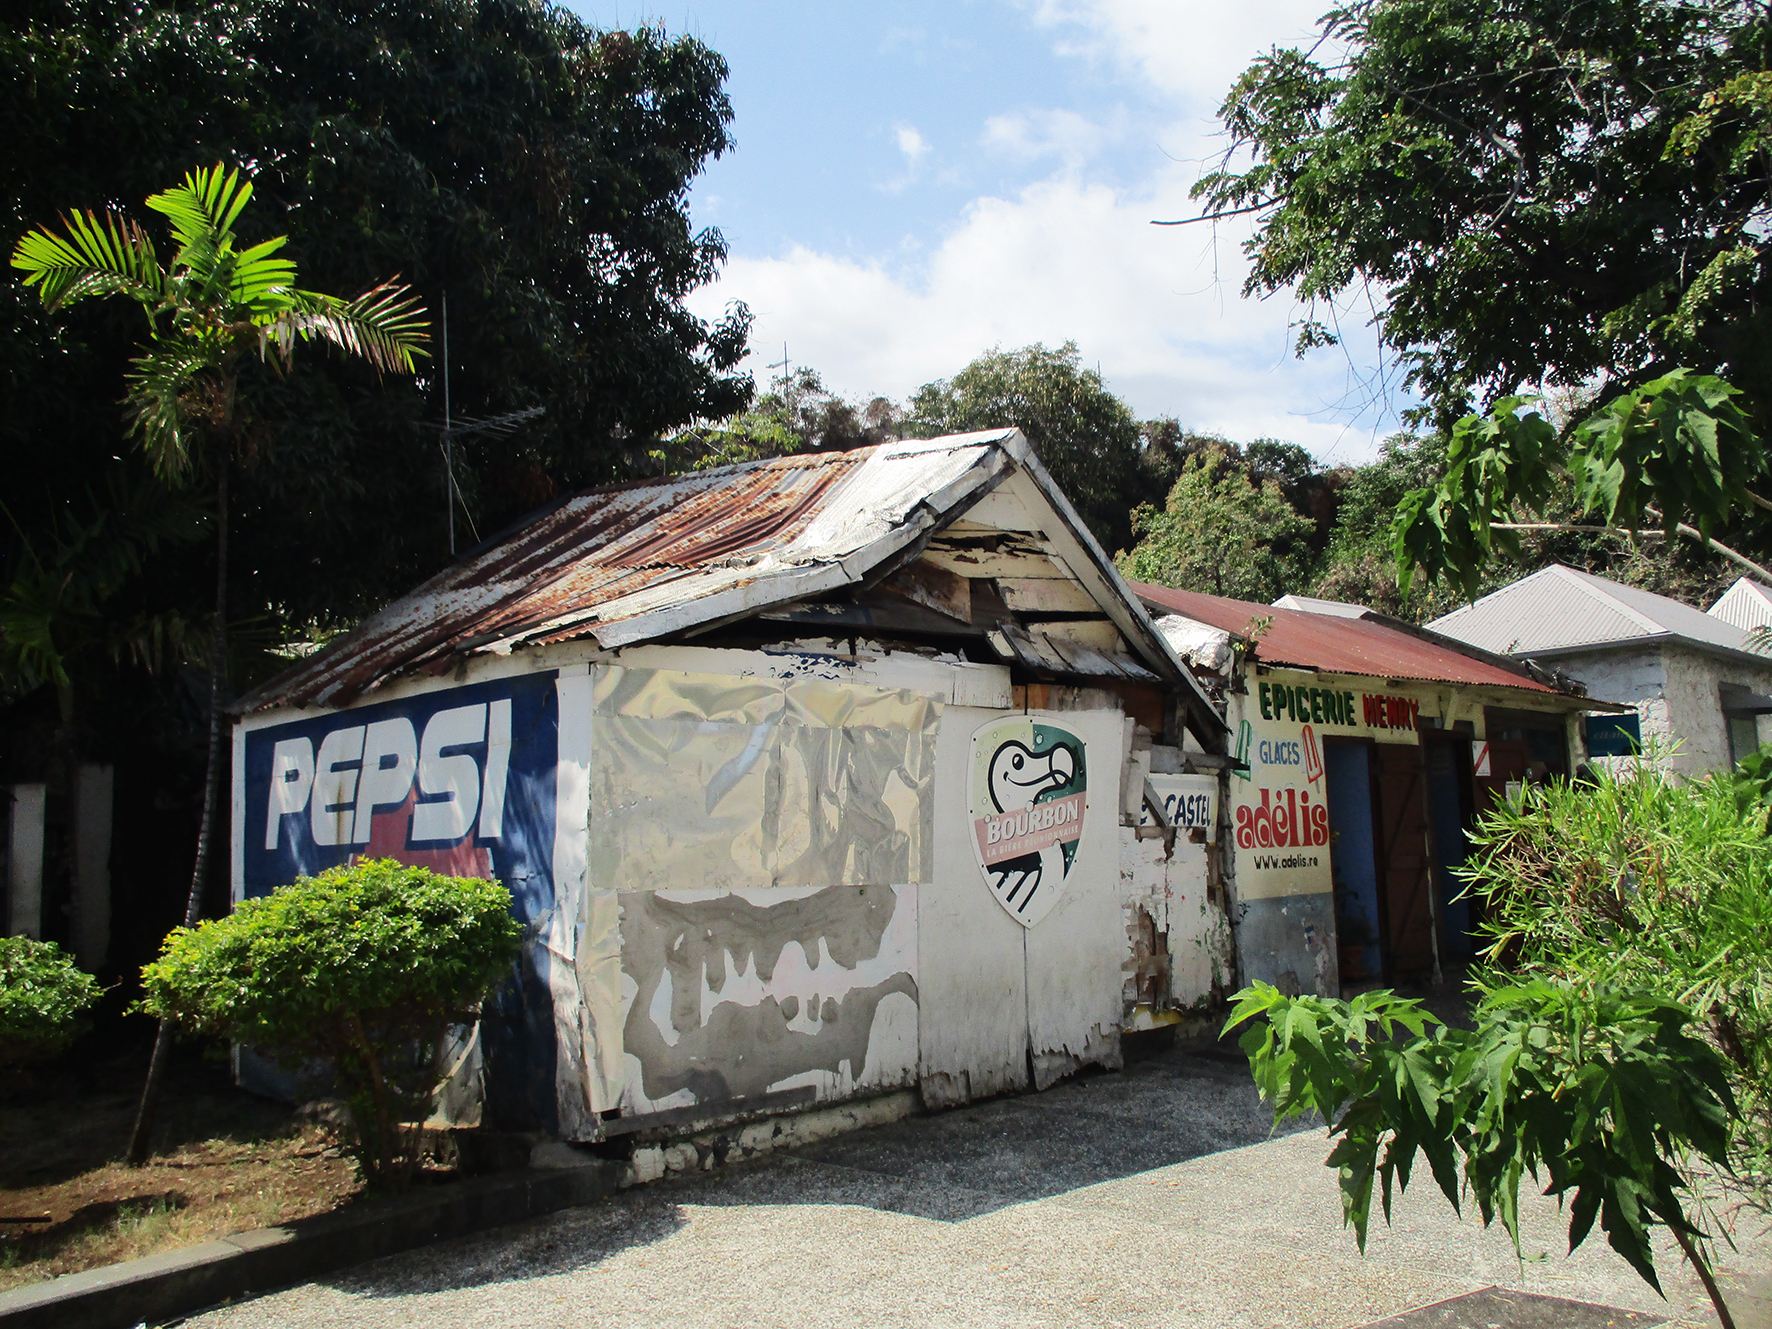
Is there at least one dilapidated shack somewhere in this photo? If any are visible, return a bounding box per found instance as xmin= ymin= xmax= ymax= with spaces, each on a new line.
xmin=231 ymin=431 xmax=1233 ymax=1163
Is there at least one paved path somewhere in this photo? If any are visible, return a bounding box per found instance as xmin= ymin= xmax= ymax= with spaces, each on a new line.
xmin=190 ymin=1045 xmax=1770 ymax=1329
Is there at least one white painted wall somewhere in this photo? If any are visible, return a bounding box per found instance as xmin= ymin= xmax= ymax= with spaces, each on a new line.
xmin=6 ymin=784 xmax=45 ymax=940
xmin=1558 ymin=645 xmax=1772 ymax=777
xmin=918 ymin=704 xmax=1030 ymax=1110
xmin=1023 ymin=707 xmax=1127 ymax=1088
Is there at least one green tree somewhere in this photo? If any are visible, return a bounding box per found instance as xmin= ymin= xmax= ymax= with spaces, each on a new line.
xmin=2 ymin=0 xmax=752 ymax=635
xmin=1117 ymin=449 xmax=1316 ymax=601
xmin=1195 ymin=0 xmax=1772 ymax=431
xmin=1190 ymin=0 xmax=1772 ymax=595
xmin=903 ymin=342 xmax=1158 ymax=553
xmin=12 ymin=164 xmax=428 ymax=1164
xmin=140 ymin=860 xmax=523 ymax=1190
xmin=660 ymin=368 xmax=900 ymax=471
xmin=1227 ymin=980 xmax=1743 ymax=1326
xmin=0 ymin=937 xmax=104 ymax=1067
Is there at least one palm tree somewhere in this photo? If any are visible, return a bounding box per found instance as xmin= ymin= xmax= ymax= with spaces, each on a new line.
xmin=12 ymin=165 xmax=427 ymax=1163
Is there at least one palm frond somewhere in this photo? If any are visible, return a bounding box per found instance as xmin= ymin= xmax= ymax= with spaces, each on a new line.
xmin=11 ymin=209 xmax=163 ymax=310
xmin=146 ymin=164 xmax=251 ymax=261
xmin=230 ymin=236 xmax=299 ymax=314
xmin=124 ymin=344 xmax=211 ymax=479
xmin=263 ymin=279 xmax=429 ymax=373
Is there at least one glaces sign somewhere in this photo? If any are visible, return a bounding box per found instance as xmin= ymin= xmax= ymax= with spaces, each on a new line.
xmin=969 ymin=716 xmax=1088 ymax=928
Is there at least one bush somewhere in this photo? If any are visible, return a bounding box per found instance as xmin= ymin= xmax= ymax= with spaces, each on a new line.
xmin=139 ymin=859 xmax=523 ymax=1190
xmin=0 ymin=937 xmax=103 ymax=1065
xmin=1465 ymin=761 xmax=1772 ymax=1198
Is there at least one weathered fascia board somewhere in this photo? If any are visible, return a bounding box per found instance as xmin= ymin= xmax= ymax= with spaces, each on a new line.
xmin=997 ymin=577 xmax=1100 ymax=615
xmin=615 ymin=640 xmax=1015 ymax=709
xmin=592 ymin=445 xmax=1016 ymax=652
xmin=918 ymin=544 xmax=1067 ymax=581
xmin=986 ymin=447 xmax=1226 ymax=750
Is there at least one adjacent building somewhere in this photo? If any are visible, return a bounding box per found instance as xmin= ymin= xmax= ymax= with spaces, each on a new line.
xmin=1428 ymin=564 xmax=1772 ymax=777
xmin=1133 ymin=584 xmax=1606 ymax=993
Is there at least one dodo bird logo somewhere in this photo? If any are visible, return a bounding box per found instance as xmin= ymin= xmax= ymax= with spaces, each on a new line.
xmin=968 ymin=716 xmax=1088 ymax=928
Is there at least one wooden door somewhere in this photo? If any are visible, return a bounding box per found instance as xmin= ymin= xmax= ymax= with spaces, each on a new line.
xmin=1374 ymin=742 xmax=1434 ymax=984
xmin=1473 ymin=739 xmax=1530 ymax=814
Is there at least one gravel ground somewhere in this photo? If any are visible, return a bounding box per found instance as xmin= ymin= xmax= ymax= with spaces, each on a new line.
xmin=186 ymin=1044 xmax=1771 ymax=1329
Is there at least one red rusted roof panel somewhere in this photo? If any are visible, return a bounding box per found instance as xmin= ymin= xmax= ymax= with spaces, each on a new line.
xmin=243 ymin=448 xmax=875 ymax=712
xmin=1132 ymin=583 xmax=1559 ymax=694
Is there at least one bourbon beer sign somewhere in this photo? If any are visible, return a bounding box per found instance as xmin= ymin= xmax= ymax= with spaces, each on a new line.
xmin=969 ymin=716 xmax=1088 ymax=928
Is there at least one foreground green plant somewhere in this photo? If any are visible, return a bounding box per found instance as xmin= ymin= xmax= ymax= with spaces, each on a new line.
xmin=0 ymin=937 xmax=103 ymax=1066
xmin=139 ymin=859 xmax=522 ymax=1190
xmin=1226 ymin=980 xmax=1740 ymax=1326
xmin=1468 ymin=761 xmax=1772 ymax=1198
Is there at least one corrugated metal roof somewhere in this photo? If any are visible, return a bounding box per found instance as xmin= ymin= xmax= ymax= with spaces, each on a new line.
xmin=240 ymin=434 xmax=1015 ymax=711
xmin=1133 ymin=583 xmax=1563 ymax=695
xmin=237 ymin=431 xmax=1226 ymax=730
xmin=1709 ymin=576 xmax=1772 ymax=631
xmin=1270 ymin=593 xmax=1374 ymax=619
xmin=1429 ymin=564 xmax=1764 ymax=661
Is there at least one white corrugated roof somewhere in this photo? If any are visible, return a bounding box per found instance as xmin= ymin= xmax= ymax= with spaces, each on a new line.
xmin=1429 ymin=564 xmax=1762 ymax=660
xmin=1709 ymin=576 xmax=1772 ymax=631
xmin=1271 ymin=593 xmax=1373 ymax=619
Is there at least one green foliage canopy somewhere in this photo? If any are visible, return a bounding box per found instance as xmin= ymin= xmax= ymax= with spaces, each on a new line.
xmin=902 ymin=342 xmax=1159 ymax=554
xmin=1469 ymin=762 xmax=1772 ymax=1194
xmin=0 ymin=936 xmax=104 ymax=1065
xmin=2 ymin=0 xmax=752 ymax=639
xmin=1117 ymin=449 xmax=1316 ymax=601
xmin=139 ymin=859 xmax=523 ymax=1186
xmin=1196 ymin=0 xmax=1772 ymax=431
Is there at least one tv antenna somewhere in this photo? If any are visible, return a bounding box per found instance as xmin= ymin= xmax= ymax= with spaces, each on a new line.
xmin=438 ymin=291 xmax=545 ymax=555
xmin=768 ymin=342 xmax=791 ymax=395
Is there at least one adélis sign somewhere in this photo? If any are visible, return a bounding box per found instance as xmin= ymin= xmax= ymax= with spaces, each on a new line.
xmin=1230 ymin=667 xmax=1429 ymax=901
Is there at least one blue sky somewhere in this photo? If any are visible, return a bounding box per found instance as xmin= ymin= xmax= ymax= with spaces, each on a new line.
xmin=566 ymin=2 xmax=1406 ymax=462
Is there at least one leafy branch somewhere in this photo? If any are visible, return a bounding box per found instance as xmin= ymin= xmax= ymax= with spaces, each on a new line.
xmin=1227 ymin=979 xmax=1740 ymax=1324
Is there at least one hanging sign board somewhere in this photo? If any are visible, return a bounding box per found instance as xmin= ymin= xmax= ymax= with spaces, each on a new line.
xmin=1141 ymin=773 xmax=1218 ymax=841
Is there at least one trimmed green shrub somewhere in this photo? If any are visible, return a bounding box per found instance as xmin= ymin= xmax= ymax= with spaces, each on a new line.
xmin=140 ymin=859 xmax=523 ymax=1189
xmin=0 ymin=937 xmax=103 ymax=1065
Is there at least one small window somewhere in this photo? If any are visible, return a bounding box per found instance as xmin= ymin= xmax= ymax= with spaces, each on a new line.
xmin=1728 ymin=714 xmax=1761 ymax=765
xmin=1585 ymin=713 xmax=1641 ymax=759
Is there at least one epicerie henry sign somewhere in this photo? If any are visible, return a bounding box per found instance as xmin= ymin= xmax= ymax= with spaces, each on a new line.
xmin=969 ymin=716 xmax=1088 ymax=928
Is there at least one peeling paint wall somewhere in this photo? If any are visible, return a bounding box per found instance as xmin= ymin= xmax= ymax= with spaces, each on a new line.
xmin=589 ymin=664 xmax=938 ymax=1126
xmin=919 ymin=704 xmax=1032 ymax=1110
xmin=1560 ymin=645 xmax=1772 ymax=778
xmin=235 ymin=640 xmax=1199 ymax=1139
xmin=1119 ymin=824 xmax=1231 ymax=1024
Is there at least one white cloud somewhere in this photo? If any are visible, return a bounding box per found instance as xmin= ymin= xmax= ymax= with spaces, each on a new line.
xmin=981 ymin=108 xmax=1121 ymax=170
xmin=689 ymin=166 xmax=1403 ymax=458
xmin=895 ymin=124 xmax=931 ymax=163
xmin=686 ymin=0 xmax=1403 ymax=462
xmin=1019 ymin=0 xmax=1330 ymax=108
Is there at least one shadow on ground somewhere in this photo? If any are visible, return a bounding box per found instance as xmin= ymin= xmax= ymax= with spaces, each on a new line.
xmin=330 ymin=1041 xmax=1318 ymax=1299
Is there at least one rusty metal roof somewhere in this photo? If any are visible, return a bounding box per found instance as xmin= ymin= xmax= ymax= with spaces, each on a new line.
xmin=1132 ymin=583 xmax=1568 ymax=696
xmin=237 ymin=432 xmax=1228 ymax=731
xmin=240 ymin=434 xmax=1026 ymax=712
